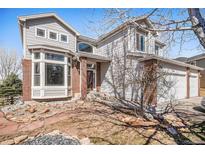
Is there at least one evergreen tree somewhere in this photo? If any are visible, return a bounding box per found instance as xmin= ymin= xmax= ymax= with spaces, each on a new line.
xmin=0 ymin=73 xmax=22 ymax=104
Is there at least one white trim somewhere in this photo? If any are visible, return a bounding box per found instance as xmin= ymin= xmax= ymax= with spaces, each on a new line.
xmin=59 ymin=32 xmax=69 ymax=43
xmin=35 ymin=27 xmax=46 ymax=38
xmin=23 ymin=22 xmax=26 ymax=58
xmin=48 ymin=29 xmax=59 ymax=41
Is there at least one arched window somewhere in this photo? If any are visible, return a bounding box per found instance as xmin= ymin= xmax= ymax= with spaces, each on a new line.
xmin=78 ymin=42 xmax=93 ymax=53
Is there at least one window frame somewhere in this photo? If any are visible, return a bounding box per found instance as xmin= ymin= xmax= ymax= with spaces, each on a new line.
xmin=48 ymin=29 xmax=58 ymax=41
xmin=136 ymin=32 xmax=146 ymax=52
xmin=35 ymin=27 xmax=46 ymax=38
xmin=45 ymin=63 xmax=65 ymax=86
xmin=33 ymin=62 xmax=40 ymax=87
xmin=59 ymin=33 xmax=69 ymax=43
xmin=45 ymin=52 xmax=65 ymax=62
xmin=67 ymin=56 xmax=72 ymax=88
xmin=155 ymin=44 xmax=160 ymax=56
xmin=78 ymin=42 xmax=93 ymax=53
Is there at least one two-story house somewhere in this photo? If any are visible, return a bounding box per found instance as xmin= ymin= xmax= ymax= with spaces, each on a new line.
xmin=18 ymin=13 xmax=203 ymax=107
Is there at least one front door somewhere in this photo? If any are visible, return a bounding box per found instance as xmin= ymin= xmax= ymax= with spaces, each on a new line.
xmin=87 ymin=70 xmax=96 ymax=92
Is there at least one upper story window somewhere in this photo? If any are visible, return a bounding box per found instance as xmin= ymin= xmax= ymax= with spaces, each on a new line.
xmin=136 ymin=33 xmax=145 ymax=52
xmin=48 ymin=30 xmax=58 ymax=41
xmin=78 ymin=43 xmax=93 ymax=53
xmin=45 ymin=53 xmax=64 ymax=62
xmin=60 ymin=33 xmax=68 ymax=43
xmin=155 ymin=45 xmax=160 ymax=55
xmin=36 ymin=27 xmax=46 ymax=38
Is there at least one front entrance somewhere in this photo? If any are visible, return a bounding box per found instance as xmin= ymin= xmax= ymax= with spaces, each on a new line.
xmin=87 ymin=63 xmax=96 ymax=92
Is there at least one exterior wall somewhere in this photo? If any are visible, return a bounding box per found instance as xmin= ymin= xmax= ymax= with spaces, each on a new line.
xmin=25 ymin=17 xmax=76 ymax=58
xmin=96 ymin=29 xmax=129 ymax=97
xmin=22 ymin=59 xmax=32 ymax=101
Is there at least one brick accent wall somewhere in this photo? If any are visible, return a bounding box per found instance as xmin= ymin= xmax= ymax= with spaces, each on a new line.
xmin=22 ymin=59 xmax=32 ymax=101
xmin=96 ymin=62 xmax=101 ymax=92
xmin=142 ymin=59 xmax=157 ymax=106
xmin=72 ymin=61 xmax=80 ymax=96
xmin=80 ymin=57 xmax=87 ymax=99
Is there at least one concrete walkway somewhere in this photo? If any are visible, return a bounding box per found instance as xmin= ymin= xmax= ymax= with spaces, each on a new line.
xmin=0 ymin=111 xmax=70 ymax=136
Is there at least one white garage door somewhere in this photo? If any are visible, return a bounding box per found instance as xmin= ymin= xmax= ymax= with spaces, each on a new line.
xmin=189 ymin=73 xmax=198 ymax=97
xmin=171 ymin=73 xmax=187 ymax=99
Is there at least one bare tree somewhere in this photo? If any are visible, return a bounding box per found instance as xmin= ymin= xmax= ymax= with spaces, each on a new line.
xmin=0 ymin=49 xmax=22 ymax=81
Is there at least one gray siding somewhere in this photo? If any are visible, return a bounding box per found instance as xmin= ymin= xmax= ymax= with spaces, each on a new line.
xmin=25 ymin=17 xmax=76 ymax=56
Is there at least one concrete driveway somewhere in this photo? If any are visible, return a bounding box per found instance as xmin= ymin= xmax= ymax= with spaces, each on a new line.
xmin=175 ymin=97 xmax=205 ymax=124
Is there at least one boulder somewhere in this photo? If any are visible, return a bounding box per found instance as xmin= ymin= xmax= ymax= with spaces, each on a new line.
xmin=27 ymin=107 xmax=36 ymax=113
xmin=14 ymin=135 xmax=28 ymax=144
xmin=80 ymin=137 xmax=91 ymax=145
xmin=41 ymin=108 xmax=50 ymax=114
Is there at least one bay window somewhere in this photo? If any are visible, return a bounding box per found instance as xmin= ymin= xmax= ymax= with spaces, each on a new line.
xmin=32 ymin=51 xmax=72 ymax=98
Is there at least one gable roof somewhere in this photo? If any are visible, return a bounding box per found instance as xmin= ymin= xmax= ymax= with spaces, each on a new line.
xmin=97 ymin=16 xmax=157 ymax=43
xmin=187 ymin=53 xmax=205 ymax=62
xmin=138 ymin=55 xmax=203 ymax=71
xmin=18 ymin=12 xmax=80 ymax=35
xmin=18 ymin=13 xmax=80 ymax=45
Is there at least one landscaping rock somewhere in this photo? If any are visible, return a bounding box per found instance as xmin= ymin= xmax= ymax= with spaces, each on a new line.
xmin=80 ymin=137 xmax=91 ymax=145
xmin=14 ymin=135 xmax=28 ymax=144
xmin=27 ymin=107 xmax=36 ymax=113
xmin=1 ymin=139 xmax=14 ymax=145
xmin=41 ymin=108 xmax=50 ymax=114
xmin=21 ymin=134 xmax=81 ymax=145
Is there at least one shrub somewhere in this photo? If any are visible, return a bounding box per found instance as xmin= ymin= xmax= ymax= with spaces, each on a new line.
xmin=0 ymin=73 xmax=22 ymax=104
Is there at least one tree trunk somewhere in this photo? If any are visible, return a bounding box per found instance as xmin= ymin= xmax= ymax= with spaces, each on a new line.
xmin=188 ymin=8 xmax=205 ymax=49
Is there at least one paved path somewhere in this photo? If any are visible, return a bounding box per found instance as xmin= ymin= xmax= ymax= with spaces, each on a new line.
xmin=0 ymin=111 xmax=70 ymax=136
xmin=176 ymin=97 xmax=205 ymax=123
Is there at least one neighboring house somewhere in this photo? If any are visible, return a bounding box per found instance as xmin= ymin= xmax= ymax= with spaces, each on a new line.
xmin=18 ymin=13 xmax=203 ymax=107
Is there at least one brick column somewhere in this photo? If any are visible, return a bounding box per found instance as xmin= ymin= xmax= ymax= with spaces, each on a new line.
xmin=80 ymin=57 xmax=87 ymax=99
xmin=96 ymin=62 xmax=101 ymax=92
xmin=22 ymin=59 xmax=32 ymax=101
xmin=142 ymin=59 xmax=157 ymax=107
xmin=198 ymin=70 xmax=201 ymax=97
xmin=72 ymin=61 xmax=80 ymax=96
xmin=186 ymin=67 xmax=190 ymax=98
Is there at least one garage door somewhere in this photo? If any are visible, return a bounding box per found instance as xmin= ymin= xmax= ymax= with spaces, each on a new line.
xmin=171 ymin=73 xmax=187 ymax=99
xmin=189 ymin=73 xmax=198 ymax=97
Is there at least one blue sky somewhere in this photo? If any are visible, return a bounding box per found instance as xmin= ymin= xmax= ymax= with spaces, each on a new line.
xmin=0 ymin=8 xmax=204 ymax=58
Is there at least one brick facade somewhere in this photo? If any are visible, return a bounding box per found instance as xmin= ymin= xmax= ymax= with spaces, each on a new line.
xmin=142 ymin=59 xmax=157 ymax=106
xmin=72 ymin=60 xmax=80 ymax=96
xmin=80 ymin=57 xmax=87 ymax=99
xmin=22 ymin=59 xmax=32 ymax=101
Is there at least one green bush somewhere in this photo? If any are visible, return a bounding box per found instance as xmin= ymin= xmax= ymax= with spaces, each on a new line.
xmin=0 ymin=73 xmax=22 ymax=105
